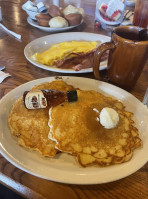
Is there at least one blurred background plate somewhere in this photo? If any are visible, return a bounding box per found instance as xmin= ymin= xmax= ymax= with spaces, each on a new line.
xmin=24 ymin=32 xmax=110 ymax=73
xmin=27 ymin=17 xmax=83 ymax=32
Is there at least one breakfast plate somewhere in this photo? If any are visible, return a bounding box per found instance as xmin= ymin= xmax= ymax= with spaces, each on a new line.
xmin=24 ymin=32 xmax=110 ymax=73
xmin=27 ymin=17 xmax=84 ymax=33
xmin=0 ymin=76 xmax=148 ymax=184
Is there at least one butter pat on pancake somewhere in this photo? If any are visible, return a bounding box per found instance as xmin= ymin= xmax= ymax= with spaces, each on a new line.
xmin=32 ymin=41 xmax=98 ymax=66
xmin=48 ymin=90 xmax=142 ymax=166
xmin=8 ymin=80 xmax=75 ymax=157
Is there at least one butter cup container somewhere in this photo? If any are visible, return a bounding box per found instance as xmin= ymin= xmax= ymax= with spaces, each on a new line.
xmin=22 ymin=1 xmax=38 ymax=20
xmin=37 ymin=2 xmax=47 ymax=13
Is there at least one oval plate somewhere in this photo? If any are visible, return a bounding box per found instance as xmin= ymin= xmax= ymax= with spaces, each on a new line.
xmin=24 ymin=32 xmax=110 ymax=73
xmin=27 ymin=16 xmax=83 ymax=32
xmin=0 ymin=76 xmax=148 ymax=184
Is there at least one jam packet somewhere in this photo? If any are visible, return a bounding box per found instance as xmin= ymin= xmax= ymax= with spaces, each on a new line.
xmin=95 ymin=0 xmax=127 ymax=29
xmin=22 ymin=1 xmax=47 ymax=13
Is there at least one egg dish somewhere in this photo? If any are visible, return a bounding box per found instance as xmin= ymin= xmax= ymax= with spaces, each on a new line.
xmin=32 ymin=41 xmax=106 ymax=71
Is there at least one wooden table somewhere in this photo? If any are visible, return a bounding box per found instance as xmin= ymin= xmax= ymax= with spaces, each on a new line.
xmin=0 ymin=0 xmax=148 ymax=198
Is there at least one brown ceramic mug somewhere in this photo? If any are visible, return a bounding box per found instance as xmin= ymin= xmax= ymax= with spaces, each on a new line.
xmin=93 ymin=26 xmax=148 ymax=91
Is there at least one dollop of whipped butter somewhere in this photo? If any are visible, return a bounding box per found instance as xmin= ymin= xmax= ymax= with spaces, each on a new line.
xmin=99 ymin=107 xmax=119 ymax=129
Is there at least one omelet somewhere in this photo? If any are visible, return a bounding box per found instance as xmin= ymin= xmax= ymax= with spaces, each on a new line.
xmin=48 ymin=90 xmax=142 ymax=167
xmin=32 ymin=41 xmax=98 ymax=66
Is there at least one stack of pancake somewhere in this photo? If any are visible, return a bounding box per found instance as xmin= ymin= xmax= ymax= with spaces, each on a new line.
xmin=9 ymin=80 xmax=142 ymax=167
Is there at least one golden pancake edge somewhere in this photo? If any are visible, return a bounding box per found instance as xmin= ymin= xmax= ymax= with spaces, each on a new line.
xmin=8 ymin=80 xmax=75 ymax=157
xmin=48 ymin=89 xmax=142 ymax=167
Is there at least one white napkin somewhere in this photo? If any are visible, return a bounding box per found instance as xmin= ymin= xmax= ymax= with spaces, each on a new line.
xmin=0 ymin=71 xmax=11 ymax=83
xmin=0 ymin=24 xmax=21 ymax=40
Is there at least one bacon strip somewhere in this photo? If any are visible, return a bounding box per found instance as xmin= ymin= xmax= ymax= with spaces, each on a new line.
xmin=54 ymin=49 xmax=109 ymax=71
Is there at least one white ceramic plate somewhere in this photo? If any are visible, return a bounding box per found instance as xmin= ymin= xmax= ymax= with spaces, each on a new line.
xmin=0 ymin=76 xmax=148 ymax=184
xmin=24 ymin=32 xmax=110 ymax=73
xmin=27 ymin=17 xmax=83 ymax=32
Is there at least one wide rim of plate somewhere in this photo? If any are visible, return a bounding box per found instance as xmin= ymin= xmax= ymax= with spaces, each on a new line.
xmin=24 ymin=32 xmax=110 ymax=74
xmin=27 ymin=16 xmax=83 ymax=32
xmin=0 ymin=76 xmax=148 ymax=185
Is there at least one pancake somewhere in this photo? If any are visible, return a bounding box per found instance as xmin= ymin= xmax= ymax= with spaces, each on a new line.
xmin=8 ymin=80 xmax=75 ymax=157
xmin=48 ymin=90 xmax=142 ymax=166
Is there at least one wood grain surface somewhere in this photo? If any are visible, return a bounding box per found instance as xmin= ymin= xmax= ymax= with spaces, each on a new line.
xmin=0 ymin=0 xmax=148 ymax=198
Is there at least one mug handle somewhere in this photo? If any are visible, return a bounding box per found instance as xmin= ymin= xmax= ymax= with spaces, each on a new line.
xmin=93 ymin=42 xmax=115 ymax=80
